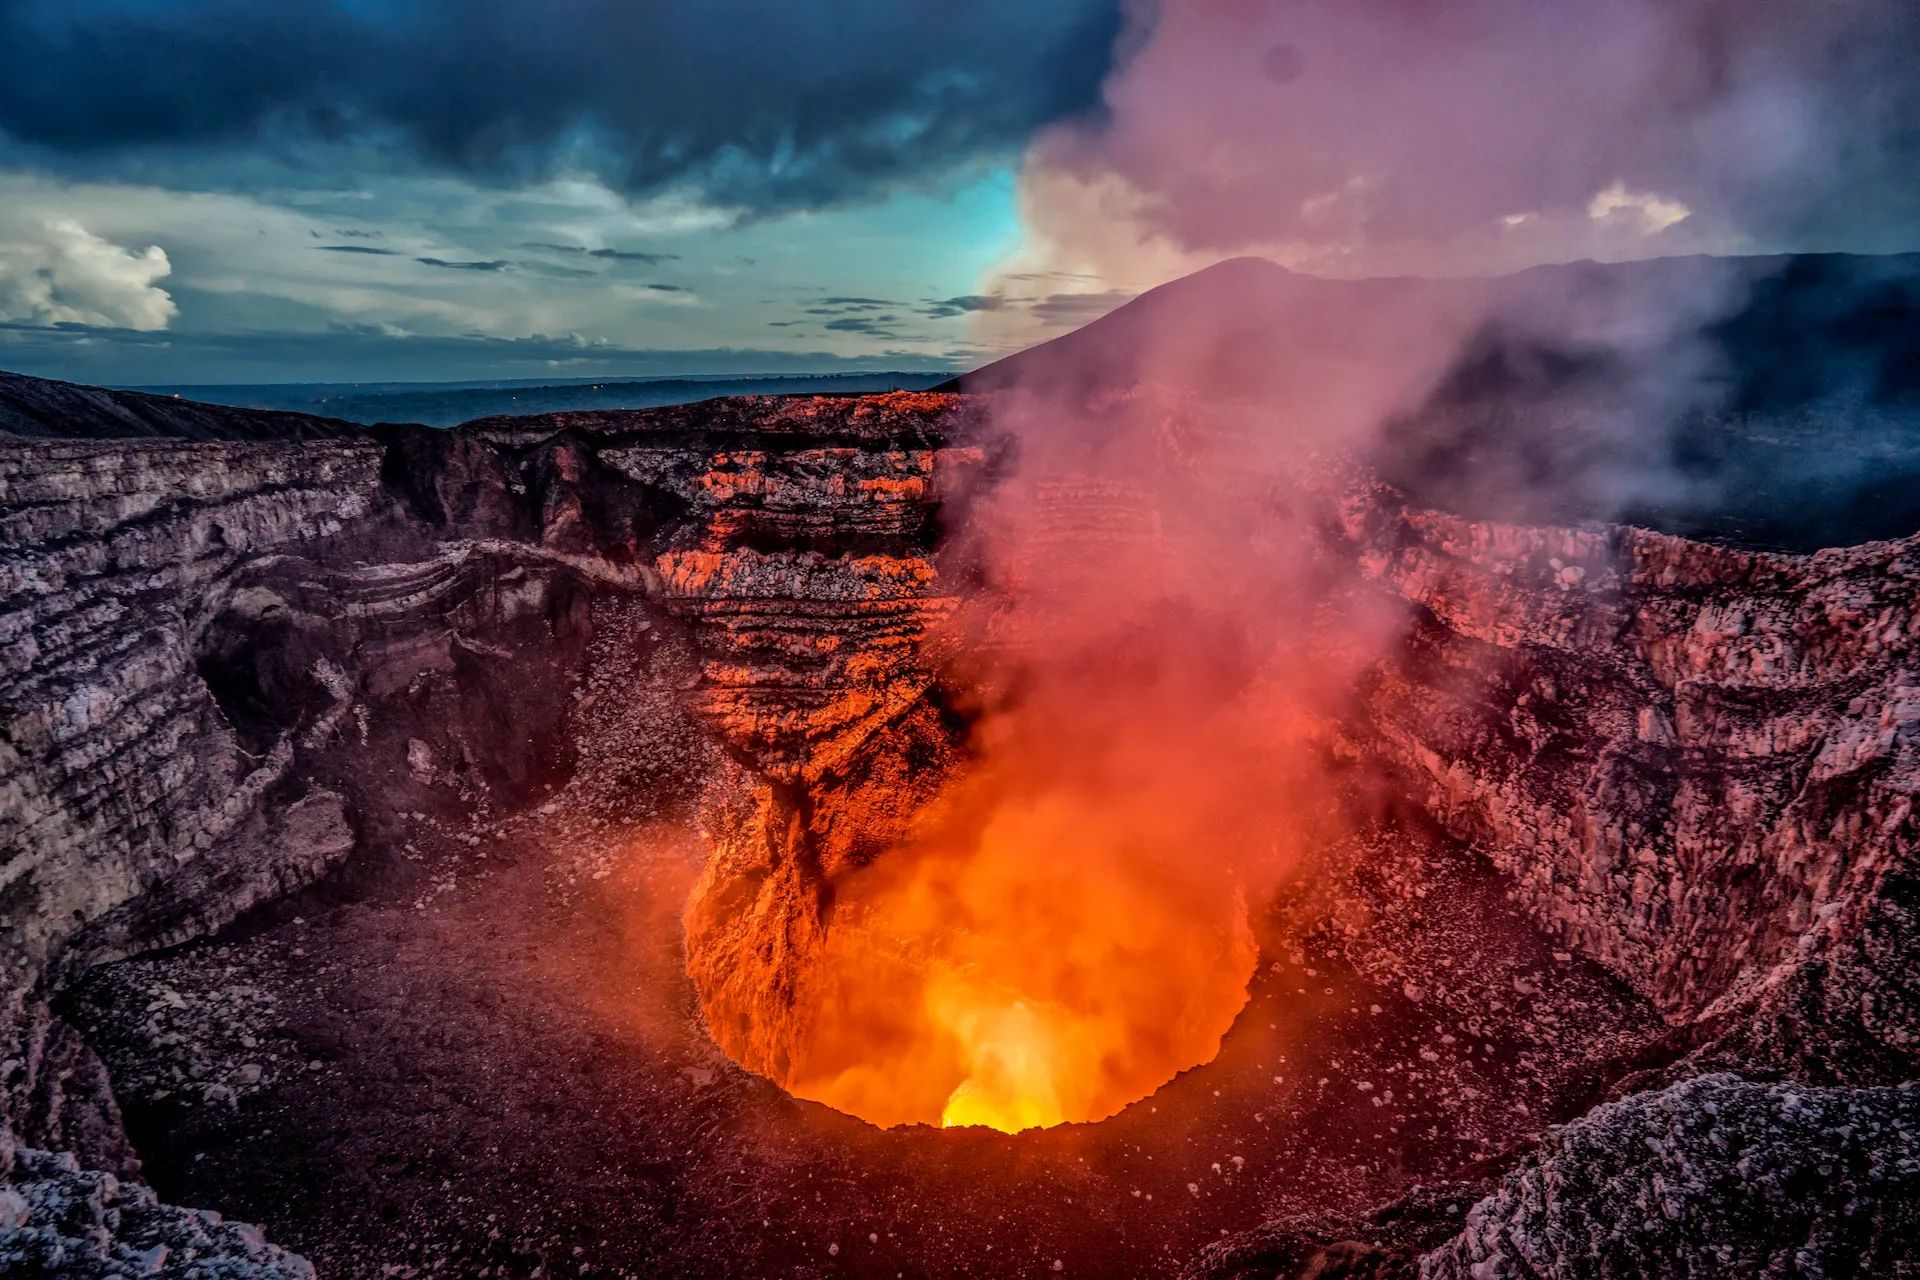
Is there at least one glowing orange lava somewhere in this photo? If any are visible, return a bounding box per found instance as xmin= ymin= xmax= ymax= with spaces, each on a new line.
xmin=780 ymin=780 xmax=1259 ymax=1133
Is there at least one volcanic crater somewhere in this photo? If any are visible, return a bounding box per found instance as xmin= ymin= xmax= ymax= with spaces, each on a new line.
xmin=4 ymin=257 xmax=1919 ymax=1280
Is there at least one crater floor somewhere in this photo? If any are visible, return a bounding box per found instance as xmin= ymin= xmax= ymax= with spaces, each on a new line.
xmin=67 ymin=792 xmax=1662 ymax=1280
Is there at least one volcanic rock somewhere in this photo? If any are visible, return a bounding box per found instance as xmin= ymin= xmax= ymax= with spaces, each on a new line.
xmin=1189 ymin=1074 xmax=1920 ymax=1280
xmin=0 ymin=1115 xmax=315 ymax=1279
xmin=1334 ymin=481 xmax=1920 ymax=1078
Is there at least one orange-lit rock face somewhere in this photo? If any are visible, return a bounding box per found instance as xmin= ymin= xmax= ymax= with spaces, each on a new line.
xmin=669 ymin=394 xmax=1316 ymax=1133
xmin=681 ymin=694 xmax=1271 ymax=1133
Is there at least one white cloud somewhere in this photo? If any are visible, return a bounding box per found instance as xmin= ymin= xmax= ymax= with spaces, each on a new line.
xmin=0 ymin=167 xmax=982 ymax=368
xmin=1587 ymin=182 xmax=1693 ymax=233
xmin=0 ymin=217 xmax=177 ymax=329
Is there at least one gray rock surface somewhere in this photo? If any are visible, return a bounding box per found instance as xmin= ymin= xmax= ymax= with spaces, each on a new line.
xmin=1422 ymin=1074 xmax=1920 ymax=1279
xmin=1189 ymin=1074 xmax=1920 ymax=1280
xmin=0 ymin=1118 xmax=315 ymax=1278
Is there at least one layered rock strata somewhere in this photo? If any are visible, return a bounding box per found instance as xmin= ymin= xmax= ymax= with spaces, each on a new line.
xmin=1335 ymin=482 xmax=1919 ymax=1075
xmin=4 ymin=385 xmax=994 ymax=1270
xmin=637 ymin=397 xmax=988 ymax=1089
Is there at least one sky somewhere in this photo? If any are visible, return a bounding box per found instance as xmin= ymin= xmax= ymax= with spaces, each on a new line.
xmin=2 ymin=1 xmax=1917 ymax=386
xmin=0 ymin=0 xmax=1127 ymax=385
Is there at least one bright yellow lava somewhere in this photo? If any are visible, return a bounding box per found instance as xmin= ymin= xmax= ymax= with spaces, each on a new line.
xmin=777 ymin=777 xmax=1261 ymax=1133
xmin=936 ymin=998 xmax=1068 ymax=1132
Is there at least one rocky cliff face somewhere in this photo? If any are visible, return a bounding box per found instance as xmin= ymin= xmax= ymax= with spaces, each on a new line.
xmin=627 ymin=396 xmax=988 ymax=1094
xmin=1335 ymin=483 xmax=1919 ymax=1077
xmin=2 ymin=389 xmax=984 ymax=1147
xmin=1180 ymin=481 xmax=1919 ymax=1277
xmin=2 ymin=385 xmax=996 ymax=1270
xmin=3 ymin=372 xmax=1916 ymax=1277
xmin=4 ymin=438 xmax=383 ymax=988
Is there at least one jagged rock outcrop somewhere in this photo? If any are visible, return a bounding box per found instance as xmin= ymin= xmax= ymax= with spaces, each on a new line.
xmin=629 ymin=395 xmax=987 ymax=1090
xmin=0 ymin=1118 xmax=315 ymax=1278
xmin=1421 ymin=1074 xmax=1919 ymax=1279
xmin=1189 ymin=1074 xmax=1920 ymax=1280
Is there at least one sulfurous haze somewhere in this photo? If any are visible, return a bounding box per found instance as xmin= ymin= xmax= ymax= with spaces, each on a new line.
xmin=778 ymin=1 xmax=1920 ymax=1131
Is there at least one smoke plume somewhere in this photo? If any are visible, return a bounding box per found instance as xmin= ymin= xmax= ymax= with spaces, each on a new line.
xmin=789 ymin=0 xmax=1920 ymax=1130
xmin=1013 ymin=0 xmax=1920 ymax=280
xmin=680 ymin=1 xmax=1919 ymax=1132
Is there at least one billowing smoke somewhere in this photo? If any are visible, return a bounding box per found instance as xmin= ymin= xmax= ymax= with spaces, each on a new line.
xmin=951 ymin=0 xmax=1920 ymax=847
xmin=1016 ymin=0 xmax=1920 ymax=278
xmin=977 ymin=0 xmax=1920 ymax=534
xmin=780 ymin=0 xmax=1920 ymax=1131
xmin=679 ymin=1 xmax=1918 ymax=1132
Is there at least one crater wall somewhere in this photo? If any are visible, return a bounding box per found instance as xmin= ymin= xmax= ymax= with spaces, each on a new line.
xmin=3 ymin=374 xmax=1916 ymax=1276
xmin=1336 ymin=482 xmax=1919 ymax=1074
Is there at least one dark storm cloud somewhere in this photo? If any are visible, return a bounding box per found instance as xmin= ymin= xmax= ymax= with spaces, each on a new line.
xmin=316 ymin=244 xmax=399 ymax=256
xmin=416 ymin=257 xmax=512 ymax=272
xmin=522 ymin=242 xmax=681 ymax=265
xmin=922 ymin=294 xmax=1013 ymax=319
xmin=0 ymin=0 xmax=1124 ymax=214
xmin=645 ymin=283 xmax=687 ymax=293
